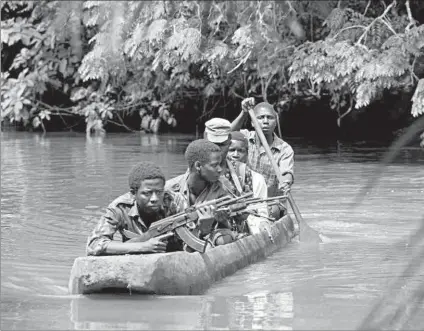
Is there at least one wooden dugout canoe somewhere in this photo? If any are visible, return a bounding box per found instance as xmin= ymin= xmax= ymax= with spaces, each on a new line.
xmin=68 ymin=215 xmax=298 ymax=295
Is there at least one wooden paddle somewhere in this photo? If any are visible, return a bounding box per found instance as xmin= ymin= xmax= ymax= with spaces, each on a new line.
xmin=247 ymin=108 xmax=322 ymax=243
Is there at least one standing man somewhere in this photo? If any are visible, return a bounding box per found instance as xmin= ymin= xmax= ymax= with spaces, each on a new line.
xmin=230 ymin=99 xmax=294 ymax=218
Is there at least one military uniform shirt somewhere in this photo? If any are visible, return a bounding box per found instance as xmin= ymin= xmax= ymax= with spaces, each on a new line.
xmin=86 ymin=191 xmax=184 ymax=256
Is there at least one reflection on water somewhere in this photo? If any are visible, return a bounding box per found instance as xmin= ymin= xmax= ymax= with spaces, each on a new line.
xmin=1 ymin=131 xmax=424 ymax=330
xmin=70 ymin=292 xmax=295 ymax=330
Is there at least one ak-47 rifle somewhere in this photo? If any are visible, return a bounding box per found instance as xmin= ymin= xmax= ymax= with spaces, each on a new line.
xmin=216 ymin=195 xmax=288 ymax=221
xmin=123 ymin=193 xmax=287 ymax=253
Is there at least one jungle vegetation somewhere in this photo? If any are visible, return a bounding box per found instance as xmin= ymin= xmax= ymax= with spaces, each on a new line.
xmin=1 ymin=0 xmax=423 ymax=136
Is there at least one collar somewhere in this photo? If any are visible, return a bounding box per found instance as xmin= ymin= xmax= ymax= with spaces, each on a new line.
xmin=126 ymin=200 xmax=150 ymax=229
xmin=126 ymin=195 xmax=167 ymax=229
xmin=183 ymin=169 xmax=224 ymax=203
xmin=128 ymin=203 xmax=139 ymax=218
xmin=248 ymin=131 xmax=284 ymax=152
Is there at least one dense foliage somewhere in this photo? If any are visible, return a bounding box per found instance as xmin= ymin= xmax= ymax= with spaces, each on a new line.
xmin=1 ymin=0 xmax=423 ymax=133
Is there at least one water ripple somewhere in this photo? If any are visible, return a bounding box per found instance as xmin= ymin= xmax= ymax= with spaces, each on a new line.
xmin=1 ymin=132 xmax=423 ymax=330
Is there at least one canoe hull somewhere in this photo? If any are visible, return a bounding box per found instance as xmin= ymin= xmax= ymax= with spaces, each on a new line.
xmin=69 ymin=215 xmax=297 ymax=295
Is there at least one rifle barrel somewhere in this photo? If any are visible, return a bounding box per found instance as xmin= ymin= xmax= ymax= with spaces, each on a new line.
xmin=216 ymin=200 xmax=281 ymax=213
xmin=245 ymin=195 xmax=287 ymax=203
xmin=216 ymin=192 xmax=253 ymax=208
xmin=169 ymin=195 xmax=231 ymax=219
xmin=196 ymin=195 xmax=231 ymax=208
xmin=151 ymin=195 xmax=237 ymax=230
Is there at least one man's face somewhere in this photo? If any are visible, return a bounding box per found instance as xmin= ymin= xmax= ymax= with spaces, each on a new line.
xmin=133 ymin=178 xmax=165 ymax=214
xmin=253 ymin=106 xmax=277 ymax=134
xmin=199 ymin=151 xmax=222 ymax=183
xmin=228 ymin=140 xmax=248 ymax=163
xmin=214 ymin=136 xmax=231 ymax=161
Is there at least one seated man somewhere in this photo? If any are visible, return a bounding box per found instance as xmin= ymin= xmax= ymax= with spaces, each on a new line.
xmin=227 ymin=131 xmax=277 ymax=233
xmin=230 ymin=99 xmax=295 ymax=219
xmin=203 ymin=118 xmax=270 ymax=234
xmin=166 ymin=139 xmax=241 ymax=246
xmin=86 ymin=161 xmax=185 ymax=256
xmin=203 ymin=118 xmax=244 ymax=196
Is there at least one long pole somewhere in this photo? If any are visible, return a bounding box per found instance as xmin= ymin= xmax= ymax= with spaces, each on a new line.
xmin=247 ymin=108 xmax=322 ymax=243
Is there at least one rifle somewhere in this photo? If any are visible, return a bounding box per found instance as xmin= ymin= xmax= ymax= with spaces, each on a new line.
xmin=122 ymin=193 xmax=287 ymax=253
xmin=214 ymin=195 xmax=287 ymax=229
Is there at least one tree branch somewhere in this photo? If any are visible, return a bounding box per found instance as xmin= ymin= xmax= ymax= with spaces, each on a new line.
xmin=229 ymin=87 xmax=246 ymax=99
xmin=363 ymin=0 xmax=371 ymax=15
xmin=356 ymin=1 xmax=397 ymax=46
xmin=227 ymin=50 xmax=252 ymax=74
xmin=337 ymin=97 xmax=354 ymax=127
xmin=380 ymin=17 xmax=398 ymax=36
xmin=197 ymin=96 xmax=221 ymax=121
xmin=410 ymin=56 xmax=419 ymax=82
xmin=114 ymin=100 xmax=150 ymax=111
xmin=332 ymin=25 xmax=367 ymax=40
xmin=40 ymin=120 xmax=46 ymax=133
xmin=113 ymin=112 xmax=136 ymax=132
xmin=37 ymin=101 xmax=76 ymax=115
xmin=285 ymin=0 xmax=296 ymax=13
xmin=405 ymin=0 xmax=417 ymax=30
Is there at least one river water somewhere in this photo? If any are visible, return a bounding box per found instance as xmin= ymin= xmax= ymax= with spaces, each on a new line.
xmin=1 ymin=131 xmax=423 ymax=330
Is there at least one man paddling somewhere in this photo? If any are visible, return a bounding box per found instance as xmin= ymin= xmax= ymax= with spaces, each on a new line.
xmin=86 ymin=161 xmax=189 ymax=256
xmin=166 ymin=139 xmax=241 ymax=247
xmin=230 ymin=99 xmax=294 ymax=219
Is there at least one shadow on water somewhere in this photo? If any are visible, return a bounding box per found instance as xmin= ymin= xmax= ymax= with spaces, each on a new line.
xmin=1 ymin=130 xmax=424 ymax=330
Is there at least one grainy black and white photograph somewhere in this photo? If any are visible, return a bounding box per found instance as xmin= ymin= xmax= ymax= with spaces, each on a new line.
xmin=1 ymin=0 xmax=424 ymax=330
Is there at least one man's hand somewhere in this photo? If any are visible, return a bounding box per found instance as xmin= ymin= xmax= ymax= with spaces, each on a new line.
xmin=277 ymin=174 xmax=293 ymax=194
xmin=140 ymin=236 xmax=168 ymax=253
xmin=241 ymin=97 xmax=255 ymax=113
xmin=215 ymin=209 xmax=232 ymax=228
xmin=196 ymin=206 xmax=216 ymax=235
xmin=278 ymin=181 xmax=291 ymax=193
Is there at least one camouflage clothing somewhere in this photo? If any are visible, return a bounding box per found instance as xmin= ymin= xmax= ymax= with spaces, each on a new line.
xmin=165 ymin=171 xmax=236 ymax=235
xmin=86 ymin=191 xmax=184 ymax=256
xmin=165 ymin=170 xmax=229 ymax=208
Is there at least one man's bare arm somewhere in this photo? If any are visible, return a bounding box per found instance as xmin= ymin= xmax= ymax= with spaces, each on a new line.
xmin=230 ymin=98 xmax=255 ymax=131
xmin=104 ymin=237 xmax=167 ymax=255
xmin=230 ymin=111 xmax=249 ymax=131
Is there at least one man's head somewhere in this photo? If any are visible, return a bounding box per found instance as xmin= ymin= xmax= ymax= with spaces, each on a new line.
xmin=252 ymin=102 xmax=277 ymax=135
xmin=228 ymin=131 xmax=248 ymax=163
xmin=185 ymin=139 xmax=222 ymax=183
xmin=204 ymin=118 xmax=232 ymax=161
xmin=128 ymin=161 xmax=166 ymax=214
